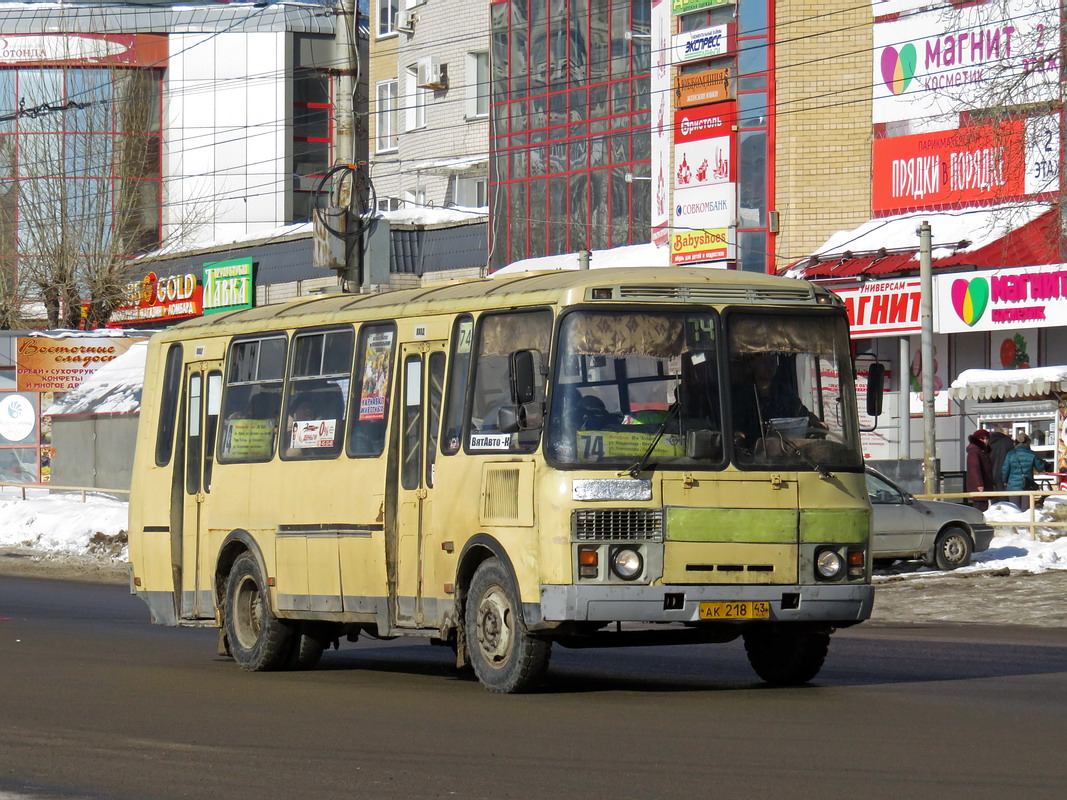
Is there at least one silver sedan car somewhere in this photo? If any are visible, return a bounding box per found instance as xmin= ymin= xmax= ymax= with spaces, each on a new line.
xmin=866 ymin=467 xmax=995 ymax=570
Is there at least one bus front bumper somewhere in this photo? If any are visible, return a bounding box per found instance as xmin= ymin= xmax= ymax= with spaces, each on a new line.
xmin=537 ymin=583 xmax=874 ymax=626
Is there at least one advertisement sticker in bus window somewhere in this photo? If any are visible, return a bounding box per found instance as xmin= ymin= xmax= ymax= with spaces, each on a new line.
xmin=291 ymin=419 xmax=336 ymax=448
xmin=469 ymin=433 xmax=512 ymax=449
xmin=359 ymin=331 xmax=394 ymax=420
xmin=223 ymin=419 xmax=276 ymax=459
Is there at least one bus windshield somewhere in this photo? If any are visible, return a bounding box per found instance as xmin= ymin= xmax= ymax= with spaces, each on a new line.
xmin=546 ymin=308 xmax=861 ymax=471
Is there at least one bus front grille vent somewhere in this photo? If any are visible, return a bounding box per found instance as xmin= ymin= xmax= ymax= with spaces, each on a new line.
xmin=573 ymin=509 xmax=664 ymax=542
xmin=617 ymin=285 xmax=812 ymax=303
xmin=483 ymin=467 xmax=521 ymax=521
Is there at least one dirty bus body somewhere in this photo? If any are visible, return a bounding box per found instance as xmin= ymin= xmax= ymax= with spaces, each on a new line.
xmin=128 ymin=267 xmax=873 ymax=692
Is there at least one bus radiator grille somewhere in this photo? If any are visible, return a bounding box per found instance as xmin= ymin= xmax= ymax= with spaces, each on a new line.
xmin=572 ymin=509 xmax=664 ymax=542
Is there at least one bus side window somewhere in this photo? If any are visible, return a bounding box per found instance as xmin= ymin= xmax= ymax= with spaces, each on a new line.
xmin=218 ymin=335 xmax=287 ymax=462
xmin=282 ymin=328 xmax=353 ymax=460
xmin=441 ymin=315 xmax=473 ymax=455
xmin=348 ymin=323 xmax=397 ymax=457
xmin=467 ymin=310 xmax=551 ymax=453
xmin=155 ymin=343 xmax=184 ymax=467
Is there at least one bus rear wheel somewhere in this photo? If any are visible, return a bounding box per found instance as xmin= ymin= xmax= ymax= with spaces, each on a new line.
xmin=743 ymin=624 xmax=830 ymax=686
xmin=465 ymin=558 xmax=550 ymax=693
xmin=224 ymin=552 xmax=294 ymax=671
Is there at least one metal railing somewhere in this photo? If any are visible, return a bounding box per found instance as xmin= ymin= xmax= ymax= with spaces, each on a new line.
xmin=0 ymin=481 xmax=129 ymax=502
xmin=914 ymin=488 xmax=1067 ymax=541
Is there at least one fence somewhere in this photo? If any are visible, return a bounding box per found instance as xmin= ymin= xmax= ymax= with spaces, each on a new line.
xmin=915 ymin=488 xmax=1067 ymax=541
xmin=0 ymin=481 xmax=129 ymax=502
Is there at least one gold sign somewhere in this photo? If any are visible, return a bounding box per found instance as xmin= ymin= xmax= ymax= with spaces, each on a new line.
xmin=676 ymin=68 xmax=731 ymax=108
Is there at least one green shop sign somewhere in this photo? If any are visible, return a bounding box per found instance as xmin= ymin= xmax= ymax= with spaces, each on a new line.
xmin=202 ymin=257 xmax=254 ymax=315
xmin=672 ymin=0 xmax=734 ymax=14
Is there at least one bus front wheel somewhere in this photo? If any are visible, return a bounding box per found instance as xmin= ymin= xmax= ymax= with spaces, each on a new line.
xmin=743 ymin=624 xmax=830 ymax=686
xmin=465 ymin=558 xmax=550 ymax=693
xmin=224 ymin=552 xmax=295 ymax=671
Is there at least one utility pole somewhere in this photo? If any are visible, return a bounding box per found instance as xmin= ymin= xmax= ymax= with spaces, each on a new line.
xmin=334 ymin=0 xmax=359 ymax=287
xmin=919 ymin=220 xmax=936 ymax=493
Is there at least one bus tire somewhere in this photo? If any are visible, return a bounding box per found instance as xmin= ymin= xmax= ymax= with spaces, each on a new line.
xmin=743 ymin=624 xmax=829 ymax=686
xmin=224 ymin=552 xmax=294 ymax=671
xmin=286 ymin=623 xmax=329 ymax=670
xmin=930 ymin=527 xmax=972 ymax=570
xmin=465 ymin=557 xmax=550 ymax=693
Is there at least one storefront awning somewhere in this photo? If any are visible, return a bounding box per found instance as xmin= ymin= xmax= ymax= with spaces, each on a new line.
xmin=787 ymin=205 xmax=1058 ymax=280
xmin=950 ymin=366 xmax=1067 ymax=401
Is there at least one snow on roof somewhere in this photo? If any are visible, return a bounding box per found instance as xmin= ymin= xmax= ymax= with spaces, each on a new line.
xmin=135 ymin=221 xmax=313 ymax=261
xmin=493 ymin=243 xmax=675 ymax=275
xmin=44 ymin=341 xmax=148 ymax=416
xmin=950 ymin=365 xmax=1067 ymax=400
xmin=402 ymin=156 xmax=489 ymax=174
xmin=377 ymin=206 xmax=487 ymax=226
xmin=802 ymin=202 xmax=1052 ymax=264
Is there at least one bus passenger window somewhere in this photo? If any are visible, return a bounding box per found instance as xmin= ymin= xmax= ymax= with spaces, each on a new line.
xmin=218 ymin=336 xmax=287 ymax=462
xmin=282 ymin=328 xmax=353 ymax=460
xmin=441 ymin=316 xmax=473 ymax=455
xmin=348 ymin=323 xmax=397 ymax=457
xmin=467 ymin=310 xmax=550 ymax=453
xmin=155 ymin=343 xmax=184 ymax=467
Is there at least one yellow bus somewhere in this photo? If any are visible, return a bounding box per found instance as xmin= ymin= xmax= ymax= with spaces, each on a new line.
xmin=128 ymin=266 xmax=879 ymax=692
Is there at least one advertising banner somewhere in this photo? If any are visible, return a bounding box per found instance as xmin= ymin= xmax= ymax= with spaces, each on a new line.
xmin=674 ymin=105 xmax=734 ymax=191
xmin=675 ymin=102 xmax=734 ymax=143
xmin=672 ymin=0 xmax=734 ymax=14
xmin=673 ymin=183 xmax=736 ymax=232
xmin=0 ymin=33 xmax=167 ymax=67
xmin=676 ymin=67 xmax=731 ymax=107
xmin=872 ymin=116 xmax=1060 ymax=213
xmin=16 ymin=337 xmax=140 ymax=392
xmin=833 ymin=279 xmax=923 ymax=337
xmin=670 ymin=227 xmax=734 ymax=264
xmin=672 ymin=24 xmax=731 ymax=64
xmin=935 ymin=263 xmax=1067 ymax=334
xmin=203 ymin=258 xmax=254 ymax=315
xmin=872 ymin=0 xmax=1060 ymax=124
xmin=108 ymin=272 xmax=204 ymax=326
xmin=650 ymin=0 xmax=672 ymax=248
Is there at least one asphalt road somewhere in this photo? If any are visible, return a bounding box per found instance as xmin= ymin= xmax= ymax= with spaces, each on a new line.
xmin=2 ymin=575 xmax=1066 ymax=800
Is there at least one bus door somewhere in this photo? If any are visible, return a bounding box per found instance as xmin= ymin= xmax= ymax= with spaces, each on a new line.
xmin=179 ymin=362 xmax=223 ymax=619
xmin=392 ymin=341 xmax=447 ymax=627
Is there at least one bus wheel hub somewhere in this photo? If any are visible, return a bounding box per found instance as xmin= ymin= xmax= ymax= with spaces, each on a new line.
xmin=476 ymin=587 xmax=512 ymax=665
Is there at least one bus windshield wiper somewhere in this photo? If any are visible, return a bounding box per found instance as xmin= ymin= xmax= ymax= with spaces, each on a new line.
xmin=625 ymin=402 xmax=680 ymax=478
xmin=766 ymin=424 xmax=833 ymax=479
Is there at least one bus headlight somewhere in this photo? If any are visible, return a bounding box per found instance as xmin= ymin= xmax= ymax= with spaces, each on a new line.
xmin=610 ymin=547 xmax=643 ymax=581
xmin=815 ymin=549 xmax=843 ymax=579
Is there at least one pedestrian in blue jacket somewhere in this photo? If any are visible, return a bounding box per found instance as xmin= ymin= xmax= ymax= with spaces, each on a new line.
xmin=1001 ymin=433 xmax=1047 ymax=510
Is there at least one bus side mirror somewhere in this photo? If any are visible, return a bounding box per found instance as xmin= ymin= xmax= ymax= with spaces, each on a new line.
xmin=498 ymin=402 xmax=544 ymax=433
xmin=509 ymin=350 xmax=537 ymax=404
xmin=866 ymin=363 xmax=885 ymax=418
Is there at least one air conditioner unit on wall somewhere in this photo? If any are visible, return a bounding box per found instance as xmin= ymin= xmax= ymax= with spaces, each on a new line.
xmin=416 ymin=56 xmax=448 ymax=90
xmin=394 ymin=9 xmax=417 ymax=33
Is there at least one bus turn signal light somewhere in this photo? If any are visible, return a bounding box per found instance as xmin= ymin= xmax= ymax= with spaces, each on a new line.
xmin=578 ymin=548 xmax=598 ymax=579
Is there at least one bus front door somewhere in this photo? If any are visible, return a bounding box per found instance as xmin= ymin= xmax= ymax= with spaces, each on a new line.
xmin=392 ymin=342 xmax=447 ymax=627
xmin=179 ymin=362 xmax=223 ymax=620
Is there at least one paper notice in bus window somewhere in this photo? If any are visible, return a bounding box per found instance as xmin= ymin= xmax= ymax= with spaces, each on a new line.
xmin=359 ymin=331 xmax=394 ymax=420
xmin=577 ymin=430 xmax=684 ymax=460
xmin=469 ymin=433 xmax=512 ymax=450
xmin=223 ymin=418 xmax=276 ymax=459
xmin=291 ymin=419 xmax=337 ymax=448
xmin=456 ymin=320 xmax=473 ymax=354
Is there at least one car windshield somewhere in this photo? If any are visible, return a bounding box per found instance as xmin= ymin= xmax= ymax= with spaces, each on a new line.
xmin=726 ymin=311 xmax=862 ymax=470
xmin=546 ymin=309 xmax=723 ymax=468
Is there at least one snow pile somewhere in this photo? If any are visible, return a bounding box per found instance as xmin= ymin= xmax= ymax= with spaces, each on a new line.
xmin=0 ymin=488 xmax=128 ymax=559
xmin=43 ymin=341 xmax=148 ymax=416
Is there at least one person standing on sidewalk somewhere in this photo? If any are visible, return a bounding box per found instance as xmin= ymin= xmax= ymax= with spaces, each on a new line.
xmin=988 ymin=427 xmax=1013 ymax=492
xmin=965 ymin=429 xmax=993 ymax=511
xmin=1001 ymin=433 xmax=1048 ymax=511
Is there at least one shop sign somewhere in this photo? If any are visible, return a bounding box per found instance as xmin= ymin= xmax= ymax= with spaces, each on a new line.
xmin=650 ymin=0 xmax=673 ymax=248
xmin=670 ymin=226 xmax=734 ymax=264
xmin=672 ymin=0 xmax=734 ymax=16
xmin=675 ymin=103 xmax=734 ymax=144
xmin=872 ymin=1 xmax=1059 ymax=124
xmin=0 ymin=33 xmax=167 ymax=67
xmin=674 ymin=136 xmax=732 ymax=189
xmin=15 ymin=337 xmax=139 ymax=392
xmin=935 ymin=263 xmax=1067 ymax=334
xmin=672 ymin=24 xmax=731 ymax=64
xmin=673 ymin=183 xmax=735 ymax=234
xmin=833 ymin=279 xmax=922 ymax=337
xmin=109 ymin=272 xmax=204 ymax=326
xmin=203 ymin=258 xmax=254 ymax=315
xmin=0 ymin=394 xmax=36 ymax=443
xmin=676 ymin=67 xmax=732 ymax=107
xmin=872 ymin=116 xmax=1060 ymax=214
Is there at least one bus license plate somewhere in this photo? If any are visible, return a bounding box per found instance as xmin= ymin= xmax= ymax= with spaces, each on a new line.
xmin=698 ymin=601 xmax=771 ymax=620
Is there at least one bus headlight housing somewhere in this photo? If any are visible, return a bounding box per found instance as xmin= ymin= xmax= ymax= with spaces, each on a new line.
xmin=610 ymin=546 xmax=643 ymax=581
xmin=815 ymin=548 xmax=844 ymax=579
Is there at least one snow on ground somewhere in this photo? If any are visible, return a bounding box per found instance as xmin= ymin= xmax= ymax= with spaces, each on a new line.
xmin=2 ymin=487 xmax=1066 ymax=576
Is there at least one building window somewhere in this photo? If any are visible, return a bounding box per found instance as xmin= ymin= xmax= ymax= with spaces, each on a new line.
xmin=376 ymin=80 xmax=399 ymax=152
xmin=377 ymin=0 xmax=399 ymax=38
xmin=292 ymin=70 xmax=333 ymax=223
xmin=403 ymin=188 xmax=426 ymax=209
xmin=377 ymin=197 xmax=401 ymax=212
xmin=405 ymin=66 xmax=427 ymax=130
xmin=455 ymin=176 xmax=488 ymax=208
xmin=466 ymin=51 xmax=489 ymax=119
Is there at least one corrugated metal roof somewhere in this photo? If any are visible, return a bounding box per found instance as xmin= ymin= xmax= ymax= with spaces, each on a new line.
xmin=134 ymin=233 xmax=320 ymax=283
xmin=0 ymin=3 xmax=337 ymax=35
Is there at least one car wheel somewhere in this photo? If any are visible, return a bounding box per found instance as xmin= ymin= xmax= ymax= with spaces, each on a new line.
xmin=931 ymin=526 xmax=973 ymax=570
